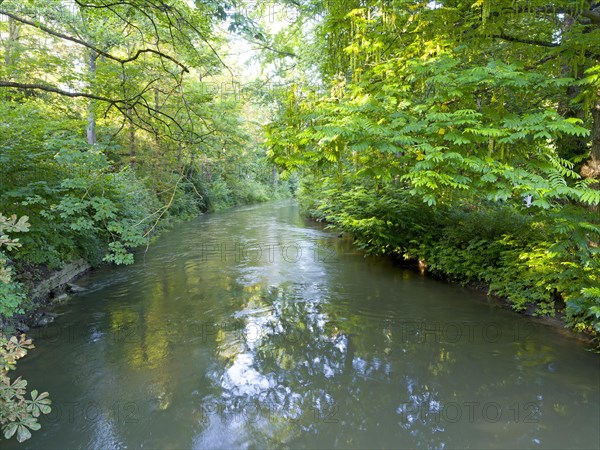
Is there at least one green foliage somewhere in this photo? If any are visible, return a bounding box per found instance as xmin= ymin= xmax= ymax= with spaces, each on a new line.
xmin=0 ymin=334 xmax=51 ymax=443
xmin=265 ymin=0 xmax=600 ymax=343
xmin=0 ymin=122 xmax=151 ymax=268
xmin=207 ymin=178 xmax=235 ymax=211
xmin=297 ymin=178 xmax=600 ymax=343
xmin=0 ymin=214 xmax=30 ymax=317
xmin=0 ymin=283 xmax=27 ymax=320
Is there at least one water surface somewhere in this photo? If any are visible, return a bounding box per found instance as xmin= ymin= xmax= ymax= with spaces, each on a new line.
xmin=12 ymin=200 xmax=600 ymax=449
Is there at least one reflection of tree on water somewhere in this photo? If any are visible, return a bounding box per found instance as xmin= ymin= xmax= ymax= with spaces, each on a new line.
xmin=101 ymin=271 xmax=564 ymax=449
xmin=193 ymin=276 xmax=587 ymax=449
xmin=196 ymin=282 xmax=342 ymax=447
xmin=196 ymin=281 xmax=451 ymax=448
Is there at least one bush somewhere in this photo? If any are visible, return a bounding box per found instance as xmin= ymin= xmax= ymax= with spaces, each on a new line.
xmin=0 ymin=214 xmax=30 ymax=317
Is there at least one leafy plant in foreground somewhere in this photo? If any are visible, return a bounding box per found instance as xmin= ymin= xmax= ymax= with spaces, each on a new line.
xmin=0 ymin=334 xmax=51 ymax=443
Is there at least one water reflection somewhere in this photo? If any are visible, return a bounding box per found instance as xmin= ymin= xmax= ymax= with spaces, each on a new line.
xmin=193 ymin=274 xmax=598 ymax=449
xmin=197 ymin=282 xmax=349 ymax=448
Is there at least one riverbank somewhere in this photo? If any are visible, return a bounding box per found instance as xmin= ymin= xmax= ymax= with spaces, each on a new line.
xmin=0 ymin=260 xmax=91 ymax=333
xmin=301 ymin=184 xmax=599 ymax=351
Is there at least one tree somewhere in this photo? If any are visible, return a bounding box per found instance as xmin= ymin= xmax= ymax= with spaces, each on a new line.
xmin=265 ymin=0 xmax=600 ymax=340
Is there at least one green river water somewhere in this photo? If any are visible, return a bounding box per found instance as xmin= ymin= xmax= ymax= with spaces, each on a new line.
xmin=9 ymin=200 xmax=600 ymax=449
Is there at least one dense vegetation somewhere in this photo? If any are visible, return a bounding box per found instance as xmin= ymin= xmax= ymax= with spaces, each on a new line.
xmin=0 ymin=0 xmax=291 ymax=318
xmin=265 ymin=0 xmax=600 ymax=341
xmin=1 ymin=0 xmax=599 ymax=442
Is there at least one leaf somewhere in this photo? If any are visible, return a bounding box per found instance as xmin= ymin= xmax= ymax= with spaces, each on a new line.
xmin=11 ymin=376 xmax=27 ymax=389
xmin=14 ymin=216 xmax=30 ymax=233
xmin=16 ymin=424 xmax=32 ymax=443
xmin=4 ymin=423 xmax=18 ymax=440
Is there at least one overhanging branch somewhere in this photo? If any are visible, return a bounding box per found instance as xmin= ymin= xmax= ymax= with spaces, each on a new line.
xmin=0 ymin=81 xmax=121 ymax=103
xmin=73 ymin=0 xmax=232 ymax=76
xmin=0 ymin=80 xmax=204 ymax=144
xmin=492 ymin=33 xmax=560 ymax=48
xmin=0 ymin=9 xmax=189 ymax=73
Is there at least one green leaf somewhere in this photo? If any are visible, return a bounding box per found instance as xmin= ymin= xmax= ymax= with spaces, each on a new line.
xmin=4 ymin=423 xmax=18 ymax=440
xmin=16 ymin=424 xmax=32 ymax=443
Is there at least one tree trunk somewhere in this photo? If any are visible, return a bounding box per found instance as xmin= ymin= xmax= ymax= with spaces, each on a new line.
xmin=581 ymin=96 xmax=600 ymax=179
xmin=86 ymin=51 xmax=98 ymax=146
xmin=592 ymin=97 xmax=600 ymax=164
xmin=128 ymin=107 xmax=136 ymax=168
xmin=4 ymin=17 xmax=20 ymax=67
xmin=556 ymin=15 xmax=587 ymax=164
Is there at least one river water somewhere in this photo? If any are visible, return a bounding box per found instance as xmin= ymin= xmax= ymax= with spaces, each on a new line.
xmin=10 ymin=200 xmax=599 ymax=449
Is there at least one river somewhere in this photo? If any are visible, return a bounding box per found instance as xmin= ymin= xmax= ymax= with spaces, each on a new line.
xmin=10 ymin=200 xmax=600 ymax=449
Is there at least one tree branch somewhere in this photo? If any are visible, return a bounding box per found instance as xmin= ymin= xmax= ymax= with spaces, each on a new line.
xmin=502 ymin=5 xmax=600 ymax=26
xmin=491 ymin=33 xmax=560 ymax=48
xmin=249 ymin=40 xmax=297 ymax=58
xmin=74 ymin=0 xmax=232 ymax=76
xmin=0 ymin=9 xmax=189 ymax=73
xmin=0 ymin=81 xmax=120 ymax=103
xmin=524 ymin=53 xmax=562 ymax=70
xmin=581 ymin=8 xmax=600 ymax=26
xmin=0 ymin=80 xmax=203 ymax=144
